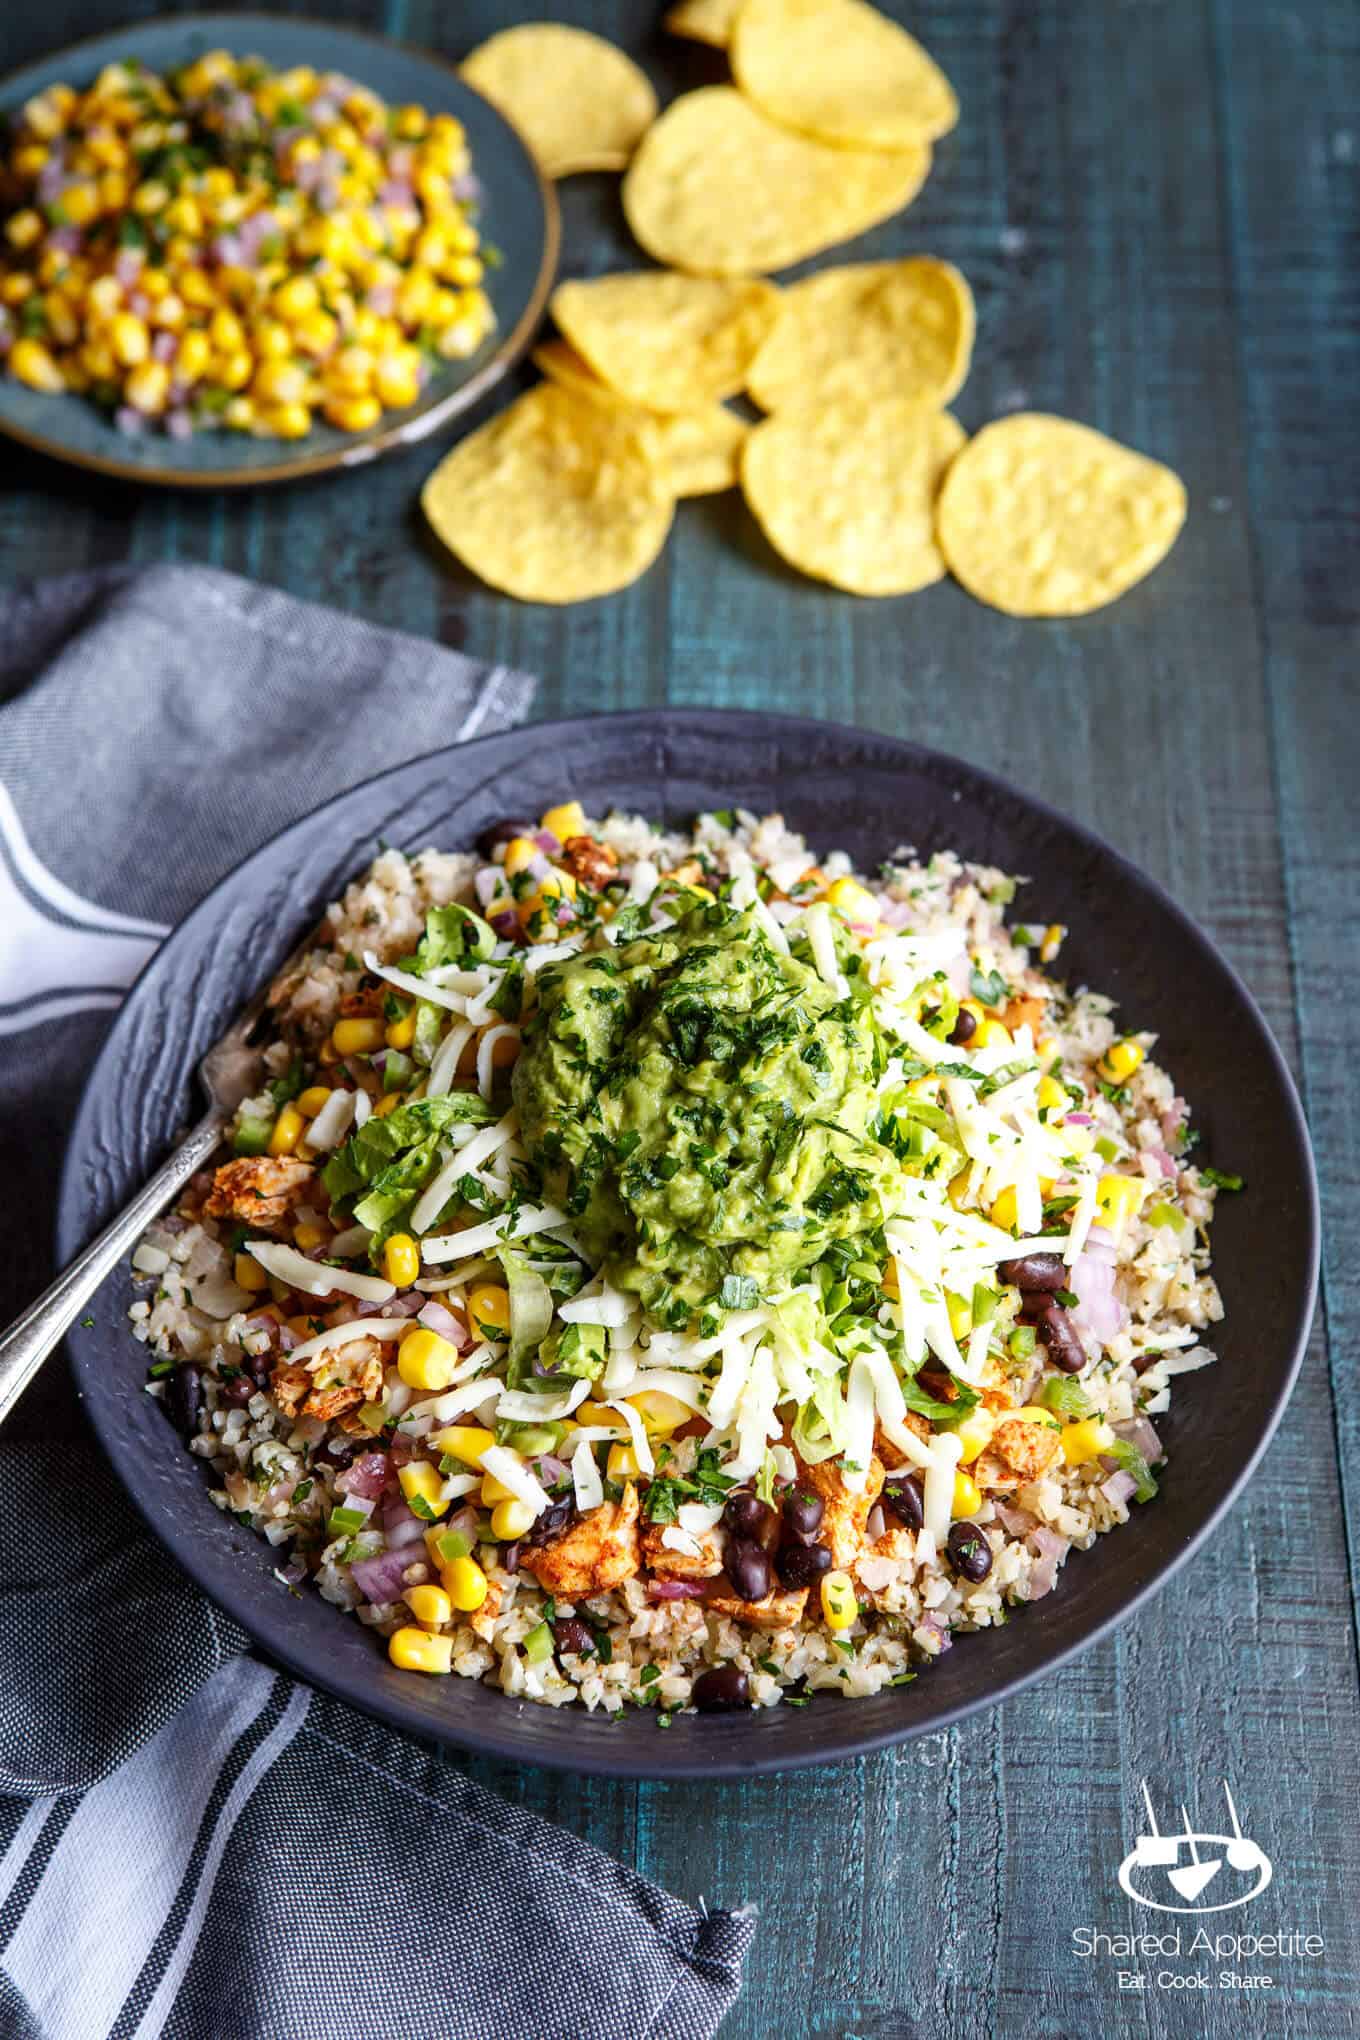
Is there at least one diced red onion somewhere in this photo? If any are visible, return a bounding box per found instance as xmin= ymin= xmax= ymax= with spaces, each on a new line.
xmin=48 ymin=225 xmax=81 ymax=255
xmin=115 ymin=407 xmax=144 ymax=436
xmin=381 ymin=1493 xmax=428 ymax=1548
xmin=378 ymin=177 xmax=414 ymax=207
xmin=114 ymin=248 xmax=144 ymax=286
xmin=866 ymin=1503 xmax=887 ymax=1542
xmin=526 ymin=849 xmax=551 ymax=883
xmin=1113 ymin=1416 xmax=1163 ymax=1463
xmin=647 ymin=1579 xmax=709 ymax=1600
xmin=151 ymin=331 xmax=177 ymax=363
xmin=918 ymin=1614 xmax=952 ymax=1652
xmin=501 ymin=1541 xmax=521 ymax=1572
xmin=1065 ymin=1111 xmax=1094 ymax=1126
xmin=489 ymin=907 xmax=519 ymax=937
xmin=377 ymin=1293 xmax=425 ymax=1318
xmin=553 ymin=899 xmax=577 ymax=926
xmin=275 ymin=1326 xmax=298 ymax=1352
xmin=366 ymin=284 xmax=396 ymax=315
xmin=387 ymin=1431 xmax=418 ymax=1469
xmin=1027 ymin=1525 xmax=1070 ymax=1562
xmin=1069 ymin=1250 xmax=1128 ymax=1344
xmin=1139 ymin=1146 xmax=1176 ymax=1181
xmin=210 ymin=233 xmax=244 ymax=268
xmin=447 ymin=1503 xmax=480 ymax=1536
xmin=993 ymin=1501 xmax=1039 ymax=1538
xmin=127 ymin=290 xmax=151 ymax=318
xmin=165 ymin=410 xmax=194 ymax=442
xmin=275 ymin=1556 xmax=308 ymax=1587
xmin=474 ymin=866 xmax=500 ymax=907
xmin=417 ymin=1299 xmax=467 ymax=1346
xmin=875 ymin=896 xmax=914 ymax=929
xmin=336 ymin=1452 xmax=388 ymax=1499
xmin=350 ymin=1547 xmax=422 ymax=1605
xmin=1160 ymin=1098 xmax=1188 ymax=1145
xmin=530 ymin=1453 xmax=570 ymax=1488
xmin=453 ymin=173 xmax=482 ymax=202
xmin=1100 ymin=1469 xmax=1138 ymax=1507
xmin=534 ymin=829 xmax=561 ymax=854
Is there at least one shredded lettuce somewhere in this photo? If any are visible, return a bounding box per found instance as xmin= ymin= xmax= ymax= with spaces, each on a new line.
xmin=497 ymin=1244 xmax=556 ymax=1388
xmin=322 ymin=1093 xmax=494 ymax=1250
xmin=401 ymin=902 xmax=496 ymax=974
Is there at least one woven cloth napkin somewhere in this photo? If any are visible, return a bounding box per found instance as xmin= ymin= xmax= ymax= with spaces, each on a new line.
xmin=0 ymin=565 xmax=754 ymax=2040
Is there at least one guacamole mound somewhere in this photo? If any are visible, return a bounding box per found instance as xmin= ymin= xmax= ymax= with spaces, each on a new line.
xmin=512 ymin=899 xmax=894 ymax=1321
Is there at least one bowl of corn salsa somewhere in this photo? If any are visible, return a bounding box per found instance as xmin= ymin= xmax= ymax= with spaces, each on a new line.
xmin=0 ymin=15 xmax=558 ymax=483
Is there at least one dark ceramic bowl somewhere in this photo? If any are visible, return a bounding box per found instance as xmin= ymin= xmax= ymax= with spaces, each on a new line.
xmin=58 ymin=711 xmax=1318 ymax=1778
xmin=0 ymin=15 xmax=558 ymax=486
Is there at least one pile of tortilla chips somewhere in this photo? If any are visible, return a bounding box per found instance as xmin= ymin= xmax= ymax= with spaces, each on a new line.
xmin=429 ymin=8 xmax=1186 ymax=614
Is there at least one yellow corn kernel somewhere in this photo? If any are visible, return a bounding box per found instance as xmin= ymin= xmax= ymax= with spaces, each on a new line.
xmin=20 ymin=92 xmax=64 ymax=141
xmin=989 ymin=1185 xmax=1019 ymax=1232
xmin=480 ymin=1471 xmax=519 ymax=1504
xmin=490 ymin=1497 xmax=536 ymax=1541
xmin=251 ymin=359 xmax=308 ymax=407
xmin=296 ymin=1085 xmax=331 ymax=1118
xmin=1039 ymin=923 xmax=1065 ymax=963
xmin=499 ymin=836 xmax=538 ymax=879
xmin=202 ymin=165 xmax=236 ymax=201
xmin=1059 ymin=1121 xmax=1095 ymax=1163
xmin=5 ymin=208 xmax=44 ymax=250
xmin=257 ymin=399 xmax=311 ymax=439
xmin=132 ymin=179 xmax=169 ymax=215
xmin=1095 ymin=1174 xmax=1149 ymax=1225
xmin=1098 ymin=1038 xmax=1145 ymax=1085
xmin=43 ymin=292 xmax=79 ymax=346
xmin=973 ymin=1018 xmax=1013 ymax=1051
xmin=13 ymin=141 xmax=49 ymax=177
xmin=206 ymin=306 xmax=244 ymax=354
xmin=110 ymin=311 xmax=150 ymax=366
xmin=322 ymin=391 xmax=382 ymax=432
xmin=382 ymin=1233 xmax=420 ymax=1288
xmin=213 ymin=349 xmax=254 ymax=393
xmin=98 ymin=168 xmax=130 ymax=211
xmin=1061 ymin=1418 xmax=1117 ymax=1467
xmin=1 ymin=274 xmax=34 ymax=306
xmin=173 ymin=329 xmax=211 ymax=381
xmin=398 ymin=1460 xmax=449 ymax=1519
xmin=447 ymin=254 xmax=484 ymax=287
xmin=1037 ymin=1074 xmax=1067 ymax=1116
xmin=123 ymin=358 xmax=169 ymax=414
xmin=388 ymin=1625 xmax=453 ymax=1674
xmin=268 ymin=1103 xmax=305 ymax=1156
xmin=395 ymin=269 xmax=434 ymax=324
xmin=947 ymin=1168 xmax=974 ymax=1213
xmin=80 ymin=337 xmax=116 ymax=380
xmin=952 ymin=1469 xmax=983 ymax=1519
xmin=294 ymin=308 xmax=339 ymax=357
xmin=149 ymin=290 xmax=185 ymax=332
xmin=397 ymin=1327 xmax=460 ymax=1392
xmin=432 ymin=1424 xmax=495 ymax=1469
xmin=223 ymin=395 xmax=256 ymax=432
xmin=826 ymin=876 xmax=878 ymax=924
xmin=607 ymin=1441 xmax=641 ymax=1480
xmin=326 ymin=342 xmax=374 ymax=395
xmin=575 ymin=1400 xmax=629 ymax=1436
xmin=442 ymin=1554 xmax=488 ymax=1612
xmin=332 ymin=1016 xmax=384 ymax=1056
xmin=945 ymin=1290 xmax=972 ymax=1342
xmin=234 ymin=1251 xmax=269 ymax=1292
xmin=467 ymin=1283 xmax=510 ymax=1334
xmin=252 ymin=318 xmax=292 ymax=362
xmin=626 ymin=1389 xmax=692 ymax=1436
xmin=1012 ymin=1404 xmax=1063 ymax=1430
xmin=1035 ymin=1034 xmax=1060 ymax=1070
xmin=60 ymin=181 xmax=100 ymax=226
xmin=377 ymin=1010 xmax=416 ymax=1057
xmin=953 ymin=1408 xmax=996 ymax=1466
xmin=176 ymin=266 xmax=215 ymax=309
xmin=372 ymin=1091 xmax=403 ymax=1119
xmin=373 ymin=347 xmax=420 ymax=408
xmin=292 ymin=1221 xmax=328 ymax=1252
xmin=405 ymin=1582 xmax=452 ymax=1628
xmin=820 ymin=1570 xmax=858 ymax=1631
xmin=273 ymin=273 xmax=320 ymax=322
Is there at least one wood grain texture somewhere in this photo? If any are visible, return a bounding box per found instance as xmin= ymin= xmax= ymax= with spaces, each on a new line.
xmin=2 ymin=0 xmax=1356 ymax=2033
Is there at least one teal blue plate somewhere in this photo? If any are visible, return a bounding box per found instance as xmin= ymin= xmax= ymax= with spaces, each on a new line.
xmin=0 ymin=14 xmax=559 ymax=485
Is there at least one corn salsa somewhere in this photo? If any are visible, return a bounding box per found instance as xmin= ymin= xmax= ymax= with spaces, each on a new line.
xmin=0 ymin=50 xmax=496 ymax=439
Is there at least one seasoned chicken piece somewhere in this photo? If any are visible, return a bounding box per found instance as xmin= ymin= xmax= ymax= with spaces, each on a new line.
xmin=972 ymin=1451 xmax=1021 ymax=1496
xmin=560 ymin=835 xmax=619 ymax=890
xmin=707 ymin=1585 xmax=809 ymax=1631
xmin=269 ymin=1362 xmax=311 ymax=1420
xmin=272 ymin=1336 xmax=383 ymax=1424
xmin=990 ymin=1413 xmax=1063 ymax=1481
xmin=338 ymin=980 xmax=385 ymax=1018
xmin=874 ymin=1412 xmax=931 ymax=1472
xmin=641 ymin=1518 xmax=724 ymax=1581
xmin=1003 ymin=992 xmax=1048 ymax=1037
xmin=522 ymin=1484 xmax=642 ymax=1598
xmin=469 ymin=1574 xmax=504 ymax=1643
xmin=796 ymin=1452 xmax=885 ymax=1569
xmin=205 ymin=1155 xmax=315 ymax=1231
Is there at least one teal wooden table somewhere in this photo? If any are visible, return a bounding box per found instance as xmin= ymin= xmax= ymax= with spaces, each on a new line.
xmin=2 ymin=2 xmax=1356 ymax=2033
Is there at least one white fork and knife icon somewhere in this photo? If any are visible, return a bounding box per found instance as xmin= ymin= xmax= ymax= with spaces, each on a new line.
xmin=1119 ymin=1779 xmax=1273 ymax=1912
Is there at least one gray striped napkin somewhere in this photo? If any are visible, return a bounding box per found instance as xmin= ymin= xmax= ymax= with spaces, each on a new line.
xmin=0 ymin=566 xmax=754 ymax=2040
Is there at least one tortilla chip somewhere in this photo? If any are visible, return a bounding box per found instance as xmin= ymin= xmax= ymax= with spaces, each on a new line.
xmin=623 ymin=86 xmax=930 ymax=277
xmin=742 ymin=398 xmax=966 ymax=594
xmin=551 ymin=271 xmax=780 ymax=410
xmin=746 ymin=257 xmax=974 ymax=412
xmin=461 ymin=25 xmax=658 ymax=177
xmin=663 ymin=0 xmax=743 ymax=46
xmin=422 ymin=385 xmax=674 ymax=603
xmin=533 ymin=341 xmax=748 ymax=496
xmin=732 ymin=0 xmax=958 ymax=150
xmin=935 ymin=414 xmax=1187 ymax=616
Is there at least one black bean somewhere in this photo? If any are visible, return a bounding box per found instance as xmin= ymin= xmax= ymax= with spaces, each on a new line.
xmin=946 ymin=1521 xmax=994 ymax=1582
xmin=723 ymin=1491 xmax=775 ymax=1541
xmin=998 ymin=1251 xmax=1066 ymax=1292
xmin=692 ymin=1664 xmax=750 ymax=1712
xmin=1036 ymin=1303 xmax=1087 ymax=1374
xmin=776 ymin=1539 xmax=833 ymax=1589
xmin=243 ymin=1348 xmax=273 ymax=1389
xmin=312 ymin=1437 xmax=356 ymax=1470
xmin=881 ymin=1472 xmax=925 ymax=1531
xmin=522 ymin=1496 xmax=576 ymax=1548
xmin=217 ymin=1372 xmax=255 ymax=1408
xmin=166 ymin=1363 xmax=203 ymax=1437
xmin=476 ymin=816 xmax=536 ymax=859
xmin=725 ymin=1537 xmax=772 ymax=1602
xmin=782 ymin=1488 xmax=825 ymax=1540
xmin=553 ymin=1617 xmax=596 ymax=1658
xmin=949 ymin=1006 xmax=978 ymax=1045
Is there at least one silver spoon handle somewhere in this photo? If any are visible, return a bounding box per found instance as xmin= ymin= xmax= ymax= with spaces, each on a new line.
xmin=0 ymin=1110 xmax=225 ymax=1428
